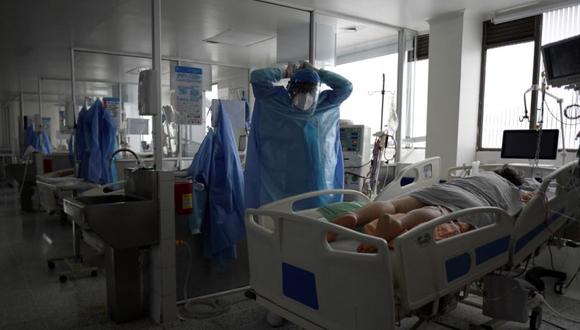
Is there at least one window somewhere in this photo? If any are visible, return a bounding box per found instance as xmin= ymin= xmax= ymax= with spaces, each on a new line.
xmin=539 ymin=6 xmax=580 ymax=150
xmin=480 ymin=42 xmax=533 ymax=148
xmin=478 ymin=16 xmax=540 ymax=150
xmin=333 ymin=54 xmax=399 ymax=135
xmin=405 ymin=34 xmax=429 ymax=149
xmin=478 ymin=5 xmax=580 ymax=152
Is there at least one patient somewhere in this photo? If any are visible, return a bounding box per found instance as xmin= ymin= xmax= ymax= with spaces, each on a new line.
xmin=328 ymin=166 xmax=527 ymax=252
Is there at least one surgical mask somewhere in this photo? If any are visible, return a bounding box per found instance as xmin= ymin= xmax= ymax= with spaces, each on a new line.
xmin=292 ymin=93 xmax=316 ymax=111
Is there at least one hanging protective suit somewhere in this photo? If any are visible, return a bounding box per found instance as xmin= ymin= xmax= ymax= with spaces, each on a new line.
xmin=187 ymin=100 xmax=246 ymax=261
xmin=75 ymin=106 xmax=89 ymax=179
xmin=77 ymin=100 xmax=117 ymax=184
xmin=24 ymin=124 xmax=38 ymax=154
xmin=24 ymin=123 xmax=52 ymax=155
xmin=245 ymin=67 xmax=352 ymax=210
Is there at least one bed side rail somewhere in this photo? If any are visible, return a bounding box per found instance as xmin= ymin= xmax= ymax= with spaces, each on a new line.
xmin=448 ymin=163 xmax=558 ymax=181
xmin=260 ymin=189 xmax=370 ymax=213
xmin=511 ymin=161 xmax=580 ymax=266
xmin=245 ymin=208 xmax=394 ymax=330
xmin=538 ymin=160 xmax=578 ymax=194
xmin=393 ymin=207 xmax=514 ymax=312
xmin=376 ymin=157 xmax=441 ymax=201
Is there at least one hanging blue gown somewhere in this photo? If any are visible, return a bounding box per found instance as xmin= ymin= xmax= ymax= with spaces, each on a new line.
xmin=245 ymin=68 xmax=352 ymax=210
xmin=77 ymin=100 xmax=117 ymax=184
xmin=24 ymin=124 xmax=52 ymax=155
xmin=187 ymin=100 xmax=246 ymax=260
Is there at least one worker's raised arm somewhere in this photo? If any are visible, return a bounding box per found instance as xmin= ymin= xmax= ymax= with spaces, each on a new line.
xmin=318 ymin=69 xmax=353 ymax=108
xmin=250 ymin=67 xmax=284 ymax=99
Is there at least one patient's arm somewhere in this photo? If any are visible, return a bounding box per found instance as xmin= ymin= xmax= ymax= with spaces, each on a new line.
xmin=520 ymin=191 xmax=537 ymax=203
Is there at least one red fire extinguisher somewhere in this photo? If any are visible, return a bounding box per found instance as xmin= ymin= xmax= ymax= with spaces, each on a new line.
xmin=174 ymin=180 xmax=193 ymax=215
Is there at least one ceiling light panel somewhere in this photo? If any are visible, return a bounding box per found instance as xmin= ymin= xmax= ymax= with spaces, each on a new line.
xmin=204 ymin=29 xmax=274 ymax=47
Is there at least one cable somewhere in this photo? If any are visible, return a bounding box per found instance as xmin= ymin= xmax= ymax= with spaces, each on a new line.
xmin=539 ymin=294 xmax=580 ymax=325
xmin=543 ymin=319 xmax=567 ymax=330
xmin=179 ymin=240 xmax=193 ymax=302
xmin=514 ymin=257 xmax=530 ymax=278
xmin=533 ymin=127 xmax=543 ymax=171
xmin=564 ymin=104 xmax=580 ymax=120
xmin=178 ymin=297 xmax=249 ymax=320
xmin=344 ymin=161 xmax=371 ymax=169
xmin=176 ymin=240 xmax=250 ymax=321
xmin=564 ymin=264 xmax=580 ymax=290
xmin=345 ymin=171 xmax=368 ymax=179
xmin=548 ymin=245 xmax=555 ymax=270
xmin=176 ymin=246 xmax=246 ymax=318
xmin=543 ymin=100 xmax=579 ymax=126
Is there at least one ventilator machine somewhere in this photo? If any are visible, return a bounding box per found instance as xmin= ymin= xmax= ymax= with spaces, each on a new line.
xmin=340 ymin=123 xmax=371 ymax=192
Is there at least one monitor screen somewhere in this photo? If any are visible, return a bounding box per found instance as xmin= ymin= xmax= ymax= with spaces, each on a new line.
xmin=501 ymin=129 xmax=559 ymax=160
xmin=542 ymin=35 xmax=580 ymax=87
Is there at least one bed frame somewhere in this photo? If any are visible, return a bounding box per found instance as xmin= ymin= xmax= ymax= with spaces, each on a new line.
xmin=245 ymin=160 xmax=580 ymax=329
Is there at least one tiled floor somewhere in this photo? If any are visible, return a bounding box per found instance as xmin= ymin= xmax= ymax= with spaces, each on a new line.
xmin=0 ymin=182 xmax=578 ymax=329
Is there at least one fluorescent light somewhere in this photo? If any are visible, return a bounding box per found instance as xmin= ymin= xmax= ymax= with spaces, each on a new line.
xmin=492 ymin=0 xmax=580 ymax=24
xmin=204 ymin=29 xmax=274 ymax=47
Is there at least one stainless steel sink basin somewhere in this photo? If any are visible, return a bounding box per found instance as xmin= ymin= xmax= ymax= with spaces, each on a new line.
xmin=63 ymin=194 xmax=159 ymax=249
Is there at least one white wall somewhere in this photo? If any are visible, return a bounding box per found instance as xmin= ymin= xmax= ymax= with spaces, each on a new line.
xmin=425 ymin=11 xmax=463 ymax=175
xmin=426 ymin=10 xmax=483 ymax=176
xmin=456 ymin=10 xmax=482 ymax=167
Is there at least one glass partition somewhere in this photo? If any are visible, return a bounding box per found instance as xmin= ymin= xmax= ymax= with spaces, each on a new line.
xmin=315 ymin=14 xmax=400 ymax=140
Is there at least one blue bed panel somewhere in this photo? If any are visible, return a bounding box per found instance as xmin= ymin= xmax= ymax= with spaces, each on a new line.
xmin=446 ymin=253 xmax=471 ymax=282
xmin=475 ymin=236 xmax=510 ymax=265
xmin=282 ymin=262 xmax=319 ymax=310
xmin=515 ymin=207 xmax=565 ymax=253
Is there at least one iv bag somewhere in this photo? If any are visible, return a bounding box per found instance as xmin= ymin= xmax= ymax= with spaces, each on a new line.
xmin=387 ymin=104 xmax=398 ymax=133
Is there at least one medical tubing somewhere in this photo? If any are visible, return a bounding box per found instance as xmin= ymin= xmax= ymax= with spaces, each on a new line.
xmin=564 ymin=104 xmax=580 ymax=120
xmin=179 ymin=296 xmax=249 ymax=320
xmin=379 ymin=73 xmax=385 ymax=131
xmin=18 ymin=157 xmax=30 ymax=194
xmin=344 ymin=161 xmax=371 ymax=169
xmin=533 ymin=127 xmax=543 ymax=171
xmin=539 ymin=295 xmax=580 ymax=324
xmin=176 ymin=240 xmax=250 ymax=320
xmin=179 ymin=240 xmax=193 ymax=301
xmin=544 ymin=101 xmax=578 ymax=126
xmin=344 ymin=171 xmax=368 ymax=179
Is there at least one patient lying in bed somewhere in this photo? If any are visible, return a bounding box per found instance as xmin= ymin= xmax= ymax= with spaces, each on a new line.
xmin=328 ymin=166 xmax=531 ymax=252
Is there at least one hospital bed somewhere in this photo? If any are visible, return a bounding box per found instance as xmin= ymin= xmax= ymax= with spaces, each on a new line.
xmin=245 ymin=159 xmax=580 ymax=329
xmin=36 ymin=168 xmax=98 ymax=215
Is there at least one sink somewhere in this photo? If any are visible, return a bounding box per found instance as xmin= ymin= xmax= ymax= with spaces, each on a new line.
xmin=63 ymin=194 xmax=159 ymax=249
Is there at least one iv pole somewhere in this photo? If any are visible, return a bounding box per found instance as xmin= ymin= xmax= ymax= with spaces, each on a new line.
xmin=523 ymin=74 xmax=567 ymax=165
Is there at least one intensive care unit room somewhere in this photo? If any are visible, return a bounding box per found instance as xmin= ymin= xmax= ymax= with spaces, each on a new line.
xmin=1 ymin=0 xmax=580 ymax=329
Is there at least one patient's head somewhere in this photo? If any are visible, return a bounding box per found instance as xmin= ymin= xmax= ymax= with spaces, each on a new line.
xmin=494 ymin=165 xmax=524 ymax=186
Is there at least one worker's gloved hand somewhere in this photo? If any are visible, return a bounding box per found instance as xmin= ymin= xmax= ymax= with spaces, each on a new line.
xmin=283 ymin=62 xmax=299 ymax=79
xmin=300 ymin=61 xmax=317 ymax=72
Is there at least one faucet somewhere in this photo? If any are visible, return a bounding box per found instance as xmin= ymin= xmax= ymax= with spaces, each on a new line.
xmin=110 ymin=148 xmax=142 ymax=174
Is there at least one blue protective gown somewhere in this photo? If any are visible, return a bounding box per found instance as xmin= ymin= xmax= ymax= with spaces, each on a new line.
xmin=75 ymin=107 xmax=87 ymax=178
xmin=24 ymin=124 xmax=52 ymax=155
xmin=187 ymin=100 xmax=246 ymax=260
xmin=245 ymin=68 xmax=352 ymax=209
xmin=24 ymin=124 xmax=38 ymax=154
xmin=77 ymin=100 xmax=117 ymax=184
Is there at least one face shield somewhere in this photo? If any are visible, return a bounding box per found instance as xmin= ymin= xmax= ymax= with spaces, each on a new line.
xmin=288 ymin=69 xmax=321 ymax=112
xmin=289 ymin=83 xmax=320 ymax=111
